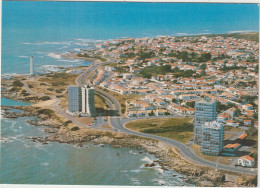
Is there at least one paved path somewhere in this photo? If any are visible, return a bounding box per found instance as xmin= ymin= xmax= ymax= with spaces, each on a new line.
xmin=24 ymin=57 xmax=257 ymax=175
xmin=22 ymin=80 xmax=43 ymax=97
xmin=75 ymin=58 xmax=257 ymax=175
xmin=110 ymin=117 xmax=257 ymax=175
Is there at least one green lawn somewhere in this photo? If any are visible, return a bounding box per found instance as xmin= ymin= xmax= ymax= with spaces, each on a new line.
xmin=125 ymin=117 xmax=194 ymax=143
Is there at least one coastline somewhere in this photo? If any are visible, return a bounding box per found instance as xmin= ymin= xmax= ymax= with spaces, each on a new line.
xmin=1 ymin=102 xmax=257 ymax=187
xmin=1 ymin=49 xmax=257 ymax=186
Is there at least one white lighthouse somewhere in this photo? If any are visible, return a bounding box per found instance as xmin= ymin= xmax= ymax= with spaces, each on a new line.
xmin=30 ymin=56 xmax=34 ymax=76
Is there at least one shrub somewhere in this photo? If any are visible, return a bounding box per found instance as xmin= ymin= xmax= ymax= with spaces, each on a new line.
xmin=40 ymin=83 xmax=47 ymax=86
xmin=52 ymin=81 xmax=64 ymax=86
xmin=64 ymin=120 xmax=72 ymax=126
xmin=70 ymin=126 xmax=80 ymax=131
xmin=28 ymin=84 xmax=33 ymax=88
xmin=40 ymin=96 xmax=51 ymax=101
xmin=22 ymin=92 xmax=30 ymax=96
xmin=47 ymin=88 xmax=54 ymax=91
xmin=141 ymin=123 xmax=193 ymax=134
xmin=13 ymin=80 xmax=23 ymax=87
xmin=55 ymin=89 xmax=63 ymax=93
xmin=38 ymin=109 xmax=54 ymax=117
xmin=21 ymin=90 xmax=27 ymax=94
xmin=10 ymin=87 xmax=20 ymax=91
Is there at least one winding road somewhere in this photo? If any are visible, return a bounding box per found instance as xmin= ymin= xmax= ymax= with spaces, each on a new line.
xmin=74 ymin=57 xmax=257 ymax=175
xmin=24 ymin=57 xmax=257 ymax=175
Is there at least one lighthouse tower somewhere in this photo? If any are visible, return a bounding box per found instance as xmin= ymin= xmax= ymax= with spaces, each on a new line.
xmin=30 ymin=56 xmax=34 ymax=76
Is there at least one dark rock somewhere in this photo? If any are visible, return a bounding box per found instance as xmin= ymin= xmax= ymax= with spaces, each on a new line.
xmin=144 ymin=162 xmax=156 ymax=167
xmin=77 ymin=143 xmax=83 ymax=147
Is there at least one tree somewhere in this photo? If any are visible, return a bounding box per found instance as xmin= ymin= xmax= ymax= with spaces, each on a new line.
xmin=254 ymin=64 xmax=258 ymax=73
xmin=186 ymin=101 xmax=195 ymax=108
xmin=201 ymin=53 xmax=211 ymax=61
xmin=235 ymin=108 xmax=241 ymax=116
xmin=246 ymin=126 xmax=258 ymax=137
xmin=200 ymin=63 xmax=207 ymax=70
xmin=172 ymin=99 xmax=177 ymax=103
xmin=201 ymin=70 xmax=206 ymax=76
xmin=149 ymin=110 xmax=155 ymax=116
xmin=13 ymin=80 xmax=23 ymax=87
xmin=178 ymin=51 xmax=189 ymax=62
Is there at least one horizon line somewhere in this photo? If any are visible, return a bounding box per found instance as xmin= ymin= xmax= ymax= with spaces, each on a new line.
xmin=2 ymin=0 xmax=260 ymax=4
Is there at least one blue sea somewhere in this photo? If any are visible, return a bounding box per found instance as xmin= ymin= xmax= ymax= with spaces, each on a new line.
xmin=2 ymin=1 xmax=259 ymax=76
xmin=1 ymin=98 xmax=190 ymax=186
xmin=1 ymin=1 xmax=259 ymax=185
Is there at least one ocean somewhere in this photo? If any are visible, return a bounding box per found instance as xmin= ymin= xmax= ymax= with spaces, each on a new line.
xmin=0 ymin=98 xmax=191 ymax=186
xmin=2 ymin=1 xmax=259 ymax=76
xmin=1 ymin=1 xmax=259 ymax=185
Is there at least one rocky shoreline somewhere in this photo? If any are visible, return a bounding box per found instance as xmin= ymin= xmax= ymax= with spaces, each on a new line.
xmin=1 ymin=106 xmax=257 ymax=187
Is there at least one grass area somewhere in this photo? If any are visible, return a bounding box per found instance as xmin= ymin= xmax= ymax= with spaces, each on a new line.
xmin=59 ymin=93 xmax=68 ymax=110
xmin=101 ymin=123 xmax=113 ymax=129
xmin=30 ymin=72 xmax=78 ymax=97
xmin=218 ymin=157 xmax=232 ymax=165
xmin=75 ymin=116 xmax=94 ymax=125
xmin=190 ymin=145 xmax=218 ymax=162
xmin=125 ymin=117 xmax=193 ymax=143
xmin=190 ymin=145 xmax=233 ymax=165
xmin=224 ymin=132 xmax=235 ymax=140
xmin=224 ymin=126 xmax=243 ymax=132
xmin=95 ymin=94 xmax=109 ymax=110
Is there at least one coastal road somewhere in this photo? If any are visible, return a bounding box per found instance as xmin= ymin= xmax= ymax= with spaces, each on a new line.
xmin=75 ymin=57 xmax=257 ymax=175
xmin=22 ymin=80 xmax=44 ymax=97
xmin=109 ymin=117 xmax=257 ymax=175
xmin=76 ymin=57 xmax=116 ymax=86
xmin=23 ymin=59 xmax=257 ymax=175
xmin=75 ymin=57 xmax=121 ymax=115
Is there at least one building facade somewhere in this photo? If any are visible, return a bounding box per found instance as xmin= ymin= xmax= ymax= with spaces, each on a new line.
xmin=68 ymin=85 xmax=96 ymax=116
xmin=238 ymin=156 xmax=255 ymax=167
xmin=194 ymin=100 xmax=217 ymax=145
xmin=68 ymin=86 xmax=82 ymax=112
xmin=201 ymin=121 xmax=223 ymax=156
xmin=81 ymin=86 xmax=96 ymax=116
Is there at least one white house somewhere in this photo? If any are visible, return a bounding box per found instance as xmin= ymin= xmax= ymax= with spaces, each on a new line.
xmin=242 ymin=104 xmax=253 ymax=110
xmin=237 ymin=156 xmax=255 ymax=167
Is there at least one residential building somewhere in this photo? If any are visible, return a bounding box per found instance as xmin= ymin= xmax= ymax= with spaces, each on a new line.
xmin=238 ymin=156 xmax=255 ymax=167
xmin=68 ymin=85 xmax=96 ymax=116
xmin=194 ymin=99 xmax=217 ymax=145
xmin=201 ymin=121 xmax=224 ymax=156
xmin=82 ymin=85 xmax=96 ymax=116
xmin=68 ymin=86 xmax=82 ymax=112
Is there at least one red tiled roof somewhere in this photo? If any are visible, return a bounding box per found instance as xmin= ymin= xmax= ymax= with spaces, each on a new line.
xmin=238 ymin=133 xmax=247 ymax=140
xmin=224 ymin=143 xmax=240 ymax=149
xmin=240 ymin=155 xmax=254 ymax=161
